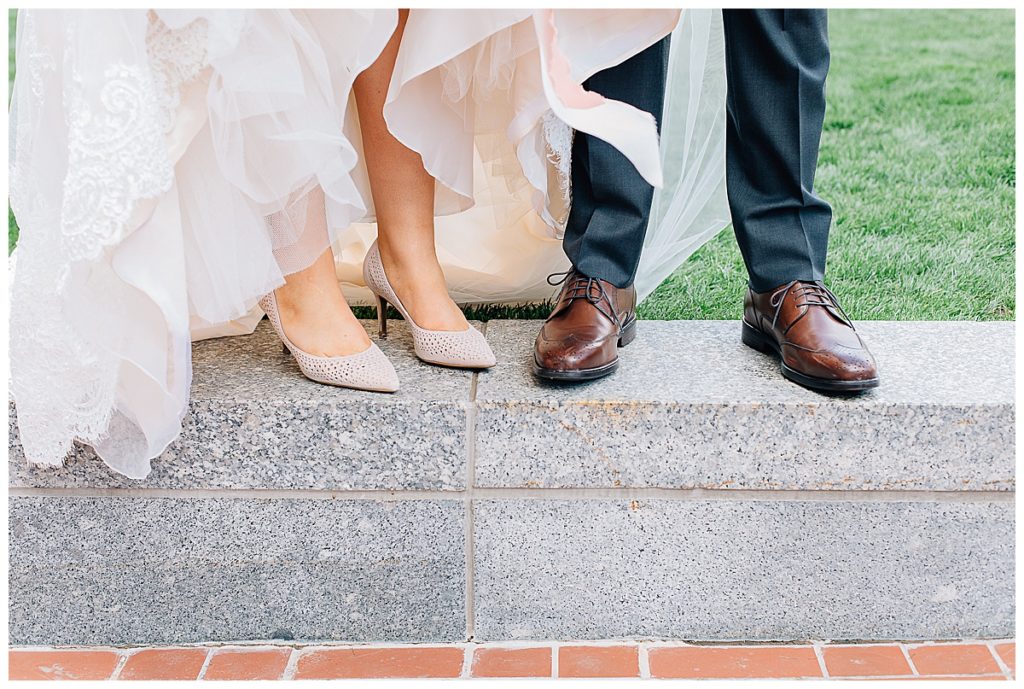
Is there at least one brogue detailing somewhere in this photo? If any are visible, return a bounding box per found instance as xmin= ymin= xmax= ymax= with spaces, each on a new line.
xmin=747 ymin=280 xmax=879 ymax=388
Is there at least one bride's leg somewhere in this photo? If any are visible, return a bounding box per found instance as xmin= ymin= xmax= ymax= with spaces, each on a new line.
xmin=272 ymin=193 xmax=372 ymax=358
xmin=273 ymin=249 xmax=372 ymax=357
xmin=353 ymin=8 xmax=468 ymax=332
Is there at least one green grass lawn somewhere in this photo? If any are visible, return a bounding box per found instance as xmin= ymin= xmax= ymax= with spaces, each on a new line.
xmin=8 ymin=9 xmax=1015 ymax=320
xmin=642 ymin=9 xmax=1015 ymax=321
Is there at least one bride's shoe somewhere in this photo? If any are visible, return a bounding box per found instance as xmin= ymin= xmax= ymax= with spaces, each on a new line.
xmin=362 ymin=241 xmax=497 ymax=369
xmin=258 ymin=291 xmax=400 ymax=393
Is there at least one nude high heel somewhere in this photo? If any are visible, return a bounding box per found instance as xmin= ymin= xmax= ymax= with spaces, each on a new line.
xmin=362 ymin=240 xmax=496 ymax=369
xmin=258 ymin=291 xmax=400 ymax=393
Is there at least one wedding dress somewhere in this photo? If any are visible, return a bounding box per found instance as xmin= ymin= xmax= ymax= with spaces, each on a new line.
xmin=9 ymin=8 xmax=729 ymax=478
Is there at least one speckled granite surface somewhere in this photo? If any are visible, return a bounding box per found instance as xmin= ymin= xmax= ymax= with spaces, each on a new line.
xmin=474 ymin=321 xmax=1014 ymax=490
xmin=9 ymin=319 xmax=1014 ymax=491
xmin=473 ymin=498 xmax=1014 ymax=641
xmin=9 ymin=496 xmax=465 ymax=645
xmin=6 ymin=319 xmax=1015 ymax=645
xmin=9 ymin=320 xmax=472 ymax=490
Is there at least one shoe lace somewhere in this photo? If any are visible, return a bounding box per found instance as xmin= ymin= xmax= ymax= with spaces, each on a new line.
xmin=547 ymin=269 xmax=621 ymax=326
xmin=769 ymin=280 xmax=853 ymax=331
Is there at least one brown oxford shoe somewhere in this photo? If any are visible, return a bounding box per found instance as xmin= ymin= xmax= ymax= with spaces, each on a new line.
xmin=533 ymin=269 xmax=637 ymax=381
xmin=742 ymin=280 xmax=879 ymax=392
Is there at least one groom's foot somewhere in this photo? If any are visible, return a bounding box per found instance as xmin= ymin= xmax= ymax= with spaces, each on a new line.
xmin=742 ymin=280 xmax=879 ymax=392
xmin=533 ymin=269 xmax=637 ymax=381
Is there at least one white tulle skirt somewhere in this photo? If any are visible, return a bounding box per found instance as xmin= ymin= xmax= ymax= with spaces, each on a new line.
xmin=9 ymin=9 xmax=729 ymax=478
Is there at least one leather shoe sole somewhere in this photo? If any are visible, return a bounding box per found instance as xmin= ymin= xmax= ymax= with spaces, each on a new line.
xmin=533 ymin=319 xmax=637 ymax=382
xmin=741 ymin=321 xmax=879 ymax=393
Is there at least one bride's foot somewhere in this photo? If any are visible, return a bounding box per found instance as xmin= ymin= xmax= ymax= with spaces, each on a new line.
xmin=273 ymin=249 xmax=373 ymax=357
xmin=377 ymin=233 xmax=469 ymax=332
xmin=273 ymin=281 xmax=372 ymax=357
xmin=364 ymin=238 xmax=496 ymax=369
xmin=262 ymin=248 xmax=399 ymax=392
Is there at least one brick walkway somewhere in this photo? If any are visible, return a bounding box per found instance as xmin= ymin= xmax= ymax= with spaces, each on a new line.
xmin=8 ymin=640 xmax=1015 ymax=680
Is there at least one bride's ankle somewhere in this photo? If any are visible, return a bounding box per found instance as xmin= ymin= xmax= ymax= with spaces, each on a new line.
xmin=275 ymin=286 xmax=322 ymax=320
xmin=378 ymin=234 xmax=440 ymax=275
xmin=271 ymin=283 xmax=371 ymax=356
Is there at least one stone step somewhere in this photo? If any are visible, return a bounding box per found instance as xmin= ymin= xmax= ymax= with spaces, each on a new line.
xmin=478 ymin=320 xmax=1013 ymax=492
xmin=9 ymin=320 xmax=1013 ymax=491
xmin=10 ymin=320 xmax=473 ymax=491
xmin=8 ymin=320 xmax=1014 ymax=646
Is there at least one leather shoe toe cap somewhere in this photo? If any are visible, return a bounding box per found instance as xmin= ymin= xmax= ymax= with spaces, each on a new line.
xmin=784 ymin=344 xmax=878 ymax=382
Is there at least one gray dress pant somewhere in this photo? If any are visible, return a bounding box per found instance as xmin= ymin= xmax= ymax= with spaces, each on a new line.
xmin=563 ymin=10 xmax=832 ymax=293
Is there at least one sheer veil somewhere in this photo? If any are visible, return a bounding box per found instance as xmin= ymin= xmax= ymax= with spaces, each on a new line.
xmin=636 ymin=9 xmax=730 ymax=301
xmin=330 ymin=9 xmax=731 ymax=307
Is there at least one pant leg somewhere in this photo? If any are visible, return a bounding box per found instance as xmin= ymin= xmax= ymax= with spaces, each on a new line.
xmin=562 ymin=37 xmax=670 ymax=288
xmin=722 ymin=9 xmax=832 ymax=293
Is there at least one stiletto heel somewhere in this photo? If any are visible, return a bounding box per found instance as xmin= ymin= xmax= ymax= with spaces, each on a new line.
xmin=258 ymin=291 xmax=400 ymax=393
xmin=362 ymin=240 xmax=496 ymax=369
xmin=376 ymin=294 xmax=389 ymax=339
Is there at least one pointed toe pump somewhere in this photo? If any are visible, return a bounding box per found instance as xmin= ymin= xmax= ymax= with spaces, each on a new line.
xmin=258 ymin=291 xmax=400 ymax=393
xmin=362 ymin=241 xmax=497 ymax=369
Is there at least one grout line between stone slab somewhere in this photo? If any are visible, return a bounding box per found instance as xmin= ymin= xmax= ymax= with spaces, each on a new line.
xmin=281 ymin=647 xmax=302 ymax=680
xmin=638 ymin=642 xmax=651 ymax=678
xmin=985 ymin=639 xmax=1013 ymax=679
xmin=16 ymin=639 xmax=1015 ymax=652
xmin=196 ymin=647 xmax=215 ymax=679
xmin=899 ymin=643 xmax=920 ymax=675
xmin=459 ymin=645 xmax=473 ymax=678
xmin=465 ymin=344 xmax=481 ymax=643
xmin=812 ymin=642 xmax=829 ymax=679
xmin=10 ymin=485 xmax=1013 ymax=503
xmin=550 ymin=642 xmax=559 ymax=678
xmin=109 ymin=651 xmax=130 ymax=680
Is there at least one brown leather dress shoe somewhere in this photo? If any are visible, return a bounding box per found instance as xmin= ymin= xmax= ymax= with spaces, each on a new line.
xmin=533 ymin=269 xmax=637 ymax=381
xmin=742 ymin=280 xmax=879 ymax=392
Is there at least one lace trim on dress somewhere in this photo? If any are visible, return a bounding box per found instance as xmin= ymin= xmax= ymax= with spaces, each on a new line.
xmin=541 ymin=109 xmax=573 ymax=229
xmin=542 ymin=109 xmax=572 ymax=198
xmin=9 ymin=11 xmax=211 ymax=468
xmin=59 ymin=14 xmax=209 ymax=264
xmin=60 ymin=63 xmax=175 ymax=262
xmin=146 ymin=11 xmax=209 ymax=133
